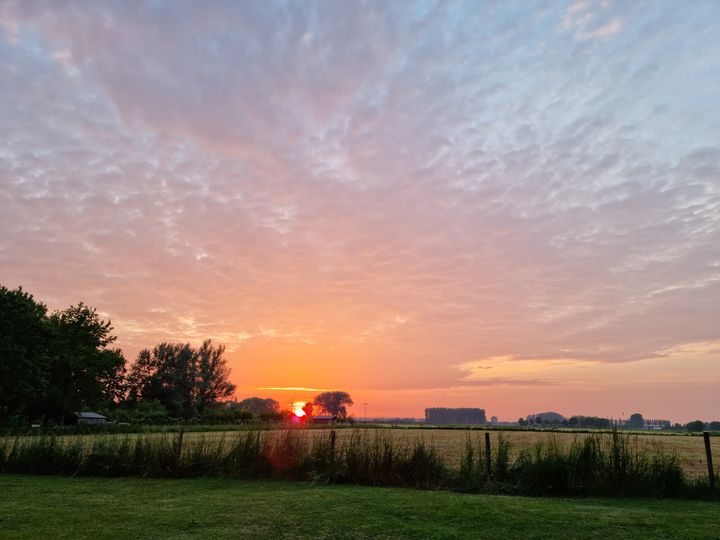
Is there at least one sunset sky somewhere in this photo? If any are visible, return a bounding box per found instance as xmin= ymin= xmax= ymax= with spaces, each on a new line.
xmin=1 ymin=1 xmax=719 ymax=422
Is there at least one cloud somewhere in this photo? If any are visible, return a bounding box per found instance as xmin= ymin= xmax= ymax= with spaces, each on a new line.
xmin=458 ymin=356 xmax=597 ymax=381
xmin=654 ymin=340 xmax=720 ymax=359
xmin=562 ymin=0 xmax=623 ymax=40
xmin=0 ymin=1 xmax=719 ymax=417
xmin=257 ymin=387 xmax=331 ymax=392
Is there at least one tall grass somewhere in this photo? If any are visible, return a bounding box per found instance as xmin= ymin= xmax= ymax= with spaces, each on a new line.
xmin=455 ymin=431 xmax=691 ymax=497
xmin=0 ymin=429 xmax=716 ymax=499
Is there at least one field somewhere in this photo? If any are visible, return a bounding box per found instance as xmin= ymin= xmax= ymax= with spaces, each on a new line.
xmin=1 ymin=474 xmax=718 ymax=539
xmin=339 ymin=428 xmax=719 ymax=476
xmin=5 ymin=427 xmax=717 ymax=477
xmin=99 ymin=427 xmax=715 ymax=477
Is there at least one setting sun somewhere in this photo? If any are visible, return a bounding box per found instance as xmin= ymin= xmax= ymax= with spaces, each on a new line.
xmin=292 ymin=402 xmax=306 ymax=417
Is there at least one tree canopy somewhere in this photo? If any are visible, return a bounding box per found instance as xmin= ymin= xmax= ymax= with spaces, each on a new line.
xmin=0 ymin=286 xmax=126 ymax=423
xmin=686 ymin=420 xmax=705 ymax=432
xmin=232 ymin=397 xmax=280 ymax=416
xmin=126 ymin=340 xmax=235 ymax=418
xmin=43 ymin=303 xmax=126 ymax=422
xmin=0 ymin=286 xmax=51 ymax=419
xmin=313 ymin=391 xmax=353 ymax=419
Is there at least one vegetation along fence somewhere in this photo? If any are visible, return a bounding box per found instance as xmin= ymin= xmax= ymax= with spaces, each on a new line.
xmin=0 ymin=429 xmax=718 ymax=499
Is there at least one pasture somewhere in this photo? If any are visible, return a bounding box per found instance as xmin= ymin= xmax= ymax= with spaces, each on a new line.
xmin=336 ymin=428 xmax=718 ymax=476
xmin=1 ymin=475 xmax=719 ymax=539
xmin=54 ymin=426 xmax=711 ymax=476
xmin=4 ymin=426 xmax=717 ymax=477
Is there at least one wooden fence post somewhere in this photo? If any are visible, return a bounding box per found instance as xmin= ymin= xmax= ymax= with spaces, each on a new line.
xmin=704 ymin=432 xmax=715 ymax=488
xmin=484 ymin=432 xmax=492 ymax=481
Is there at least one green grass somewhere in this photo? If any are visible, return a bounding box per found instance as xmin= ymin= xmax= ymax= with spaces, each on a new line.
xmin=0 ymin=475 xmax=718 ymax=539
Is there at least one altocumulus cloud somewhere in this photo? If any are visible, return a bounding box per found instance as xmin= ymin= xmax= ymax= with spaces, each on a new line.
xmin=0 ymin=0 xmax=719 ymax=394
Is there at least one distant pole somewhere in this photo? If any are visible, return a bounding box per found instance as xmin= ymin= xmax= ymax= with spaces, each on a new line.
xmin=704 ymin=432 xmax=715 ymax=488
xmin=363 ymin=402 xmax=368 ymax=425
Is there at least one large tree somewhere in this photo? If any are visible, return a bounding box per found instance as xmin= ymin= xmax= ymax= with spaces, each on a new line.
xmin=233 ymin=397 xmax=279 ymax=416
xmin=0 ymin=287 xmax=126 ymax=423
xmin=0 ymin=286 xmax=52 ymax=420
xmin=126 ymin=343 xmax=196 ymax=418
xmin=42 ymin=303 xmax=126 ymax=422
xmin=126 ymin=339 xmax=235 ymax=418
xmin=627 ymin=413 xmax=645 ymax=429
xmin=313 ymin=391 xmax=353 ymax=419
xmin=686 ymin=420 xmax=705 ymax=432
xmin=196 ymin=340 xmax=235 ymax=413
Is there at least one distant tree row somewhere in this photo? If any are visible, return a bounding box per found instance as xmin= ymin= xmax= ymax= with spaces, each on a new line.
xmin=686 ymin=420 xmax=720 ymax=432
xmin=516 ymin=412 xmax=718 ymax=432
xmin=0 ymin=285 xmax=234 ymax=424
xmin=1 ymin=285 xmax=356 ymax=426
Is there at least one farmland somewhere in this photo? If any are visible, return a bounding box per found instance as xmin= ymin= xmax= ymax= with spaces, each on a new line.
xmin=160 ymin=427 xmax=717 ymax=476
xmin=338 ymin=428 xmax=719 ymax=476
xmin=26 ymin=426 xmax=712 ymax=476
xmin=363 ymin=429 xmax=698 ymax=477
xmin=4 ymin=426 xmax=716 ymax=478
xmin=1 ymin=474 xmax=719 ymax=539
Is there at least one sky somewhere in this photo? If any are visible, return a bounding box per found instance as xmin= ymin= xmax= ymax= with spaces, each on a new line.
xmin=1 ymin=0 xmax=719 ymax=422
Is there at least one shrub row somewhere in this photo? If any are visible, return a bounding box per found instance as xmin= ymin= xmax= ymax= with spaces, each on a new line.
xmin=454 ymin=432 xmax=695 ymax=497
xmin=0 ymin=430 xmax=717 ymax=498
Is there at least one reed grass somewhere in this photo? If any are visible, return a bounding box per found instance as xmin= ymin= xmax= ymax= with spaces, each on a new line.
xmin=0 ymin=429 xmax=716 ymax=499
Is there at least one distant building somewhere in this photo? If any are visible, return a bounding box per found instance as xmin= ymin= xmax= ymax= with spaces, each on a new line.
xmin=644 ymin=419 xmax=671 ymax=430
xmin=425 ymin=408 xmax=487 ymax=425
xmin=311 ymin=415 xmax=335 ymax=425
xmin=76 ymin=412 xmax=107 ymax=425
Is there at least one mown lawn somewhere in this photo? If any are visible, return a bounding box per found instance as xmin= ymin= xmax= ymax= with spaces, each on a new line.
xmin=0 ymin=475 xmax=718 ymax=539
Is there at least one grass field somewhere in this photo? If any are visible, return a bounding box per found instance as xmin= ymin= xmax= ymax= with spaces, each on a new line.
xmin=0 ymin=475 xmax=718 ymax=539
xmin=112 ymin=427 xmax=716 ymax=476
xmin=343 ymin=429 xmax=719 ymax=476
xmin=6 ymin=427 xmax=717 ymax=476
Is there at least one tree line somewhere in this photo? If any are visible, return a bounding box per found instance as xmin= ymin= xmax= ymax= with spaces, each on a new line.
xmin=1 ymin=285 xmax=352 ymax=425
xmin=518 ymin=413 xmax=719 ymax=432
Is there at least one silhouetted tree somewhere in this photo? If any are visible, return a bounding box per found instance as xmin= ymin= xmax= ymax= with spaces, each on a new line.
xmin=302 ymin=401 xmax=314 ymax=417
xmin=195 ymin=340 xmax=234 ymax=413
xmin=0 ymin=286 xmax=52 ymax=420
xmin=627 ymin=413 xmax=645 ymax=429
xmin=126 ymin=340 xmax=235 ymax=418
xmin=1 ymin=287 xmax=126 ymax=423
xmin=313 ymin=391 xmax=353 ymax=419
xmin=43 ymin=303 xmax=126 ymax=422
xmin=127 ymin=343 xmax=195 ymax=417
xmin=233 ymin=397 xmax=280 ymax=416
xmin=566 ymin=415 xmax=611 ymax=429
xmin=686 ymin=420 xmax=705 ymax=432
